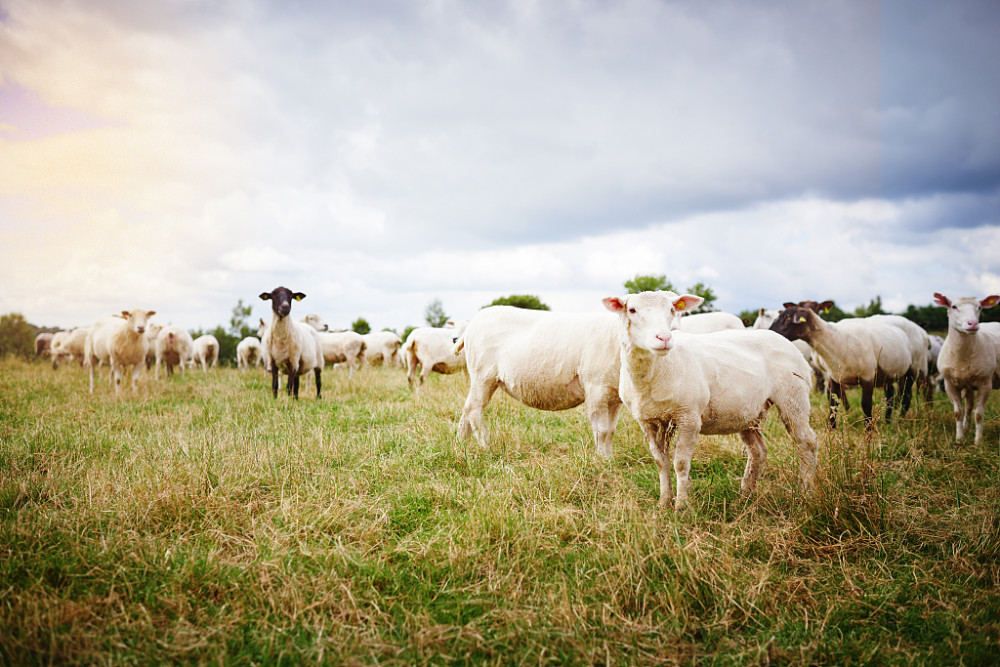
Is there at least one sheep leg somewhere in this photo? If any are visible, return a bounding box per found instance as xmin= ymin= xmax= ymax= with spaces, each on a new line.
xmin=458 ymin=379 xmax=499 ymax=448
xmin=585 ymin=390 xmax=623 ymax=459
xmin=672 ymin=425 xmax=699 ymax=509
xmin=130 ymin=364 xmax=141 ymax=393
xmin=884 ymin=376 xmax=896 ymax=423
xmin=861 ymin=380 xmax=876 ymax=429
xmin=737 ymin=428 xmax=767 ymax=496
xmin=640 ymin=420 xmax=674 ymax=507
xmin=826 ymin=380 xmax=847 ymax=429
xmin=777 ymin=401 xmax=818 ymax=489
xmin=270 ymin=365 xmax=280 ymax=398
xmin=899 ymin=370 xmax=915 ymax=417
xmin=943 ymin=380 xmax=966 ymax=441
xmin=972 ymin=381 xmax=991 ymax=446
xmin=407 ymin=353 xmax=420 ymax=389
xmin=314 ymin=369 xmax=322 ymax=399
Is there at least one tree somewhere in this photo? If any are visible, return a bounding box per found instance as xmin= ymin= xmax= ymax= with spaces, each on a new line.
xmin=624 ymin=274 xmax=674 ymax=294
xmin=484 ymin=294 xmax=550 ymax=310
xmin=352 ymin=317 xmax=371 ymax=335
xmin=229 ymin=298 xmax=254 ymax=338
xmin=854 ymin=295 xmax=886 ymax=318
xmin=685 ymin=282 xmax=717 ymax=314
xmin=0 ymin=313 xmax=35 ymax=359
xmin=424 ymin=299 xmax=449 ymax=327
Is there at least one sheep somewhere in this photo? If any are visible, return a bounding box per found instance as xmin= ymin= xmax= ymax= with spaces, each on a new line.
xmin=402 ymin=320 xmax=469 ymax=390
xmin=933 ymin=293 xmax=1000 ymax=445
xmin=299 ymin=315 xmax=367 ymax=378
xmin=84 ymin=309 xmax=157 ymax=394
xmin=455 ymin=306 xmax=624 ymax=458
xmin=603 ymin=291 xmax=817 ymax=509
xmin=236 ymin=336 xmax=263 ymax=371
xmin=155 ymin=325 xmax=195 ymax=379
xmin=924 ymin=333 xmax=946 ymax=400
xmin=192 ymin=334 xmax=220 ymax=371
xmin=363 ymin=331 xmax=403 ymax=367
xmin=259 ymin=286 xmax=323 ymax=399
xmin=769 ymin=303 xmax=911 ymax=428
xmin=35 ymin=332 xmax=54 ymax=358
xmin=674 ymin=311 xmax=745 ymax=333
xmin=51 ymin=326 xmax=89 ymax=369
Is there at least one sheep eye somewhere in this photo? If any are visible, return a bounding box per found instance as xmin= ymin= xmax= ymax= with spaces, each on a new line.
xmin=628 ymin=308 xmax=636 ymax=314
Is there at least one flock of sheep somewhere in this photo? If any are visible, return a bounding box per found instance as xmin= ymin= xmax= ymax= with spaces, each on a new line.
xmin=35 ymin=286 xmax=1000 ymax=509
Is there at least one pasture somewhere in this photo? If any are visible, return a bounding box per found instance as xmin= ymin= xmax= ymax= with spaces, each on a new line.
xmin=1 ymin=358 xmax=999 ymax=665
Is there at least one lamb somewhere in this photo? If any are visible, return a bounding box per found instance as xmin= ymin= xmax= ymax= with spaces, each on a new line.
xmin=933 ymin=293 xmax=1000 ymax=445
xmin=84 ymin=309 xmax=157 ymax=394
xmin=769 ymin=303 xmax=911 ymax=428
xmin=300 ymin=314 xmax=367 ymax=377
xmin=155 ymin=325 xmax=195 ymax=379
xmin=604 ymin=291 xmax=817 ymax=509
xmin=402 ymin=320 xmax=469 ymax=390
xmin=259 ymin=286 xmax=323 ymax=399
xmin=674 ymin=311 xmax=745 ymax=333
xmin=363 ymin=331 xmax=403 ymax=367
xmin=236 ymin=336 xmax=263 ymax=371
xmin=192 ymin=334 xmax=220 ymax=371
xmin=50 ymin=326 xmax=90 ymax=369
xmin=455 ymin=306 xmax=624 ymax=458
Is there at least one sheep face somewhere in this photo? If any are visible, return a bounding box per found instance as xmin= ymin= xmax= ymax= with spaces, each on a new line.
xmin=260 ymin=287 xmax=305 ymax=319
xmin=302 ymin=313 xmax=329 ymax=332
xmin=934 ymin=293 xmax=1000 ymax=334
xmin=769 ymin=304 xmax=817 ymax=342
xmin=603 ymin=291 xmax=703 ymax=354
xmin=122 ymin=309 xmax=156 ymax=336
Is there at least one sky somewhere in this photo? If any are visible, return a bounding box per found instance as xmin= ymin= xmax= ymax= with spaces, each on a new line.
xmin=1 ymin=0 xmax=999 ymax=333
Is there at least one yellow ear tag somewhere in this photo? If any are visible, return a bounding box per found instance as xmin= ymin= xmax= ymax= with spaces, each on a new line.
xmin=797 ymin=316 xmax=807 ymax=323
xmin=675 ymin=302 xmax=685 ymax=311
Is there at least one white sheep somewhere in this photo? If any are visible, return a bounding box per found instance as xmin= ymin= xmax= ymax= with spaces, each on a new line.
xmin=192 ymin=334 xmax=220 ymax=371
xmin=674 ymin=311 xmax=745 ymax=333
xmin=769 ymin=303 xmax=912 ymax=428
xmin=259 ymin=286 xmax=323 ymax=399
xmin=236 ymin=336 xmax=263 ymax=371
xmin=50 ymin=326 xmax=90 ymax=369
xmin=85 ymin=309 xmax=157 ymax=394
xmin=933 ymin=293 xmax=1000 ymax=445
xmin=604 ymin=291 xmax=817 ymax=509
xmin=402 ymin=320 xmax=469 ymax=390
xmin=455 ymin=306 xmax=623 ymax=458
xmin=924 ymin=333 xmax=946 ymax=400
xmin=363 ymin=331 xmax=403 ymax=367
xmin=143 ymin=322 xmax=163 ymax=370
xmin=300 ymin=314 xmax=367 ymax=377
xmin=155 ymin=325 xmax=195 ymax=379
xmin=35 ymin=332 xmax=54 ymax=358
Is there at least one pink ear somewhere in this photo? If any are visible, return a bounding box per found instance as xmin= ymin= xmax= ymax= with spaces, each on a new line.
xmin=672 ymin=294 xmax=704 ymax=312
xmin=933 ymin=293 xmax=951 ymax=307
xmin=982 ymin=295 xmax=1000 ymax=309
xmin=602 ymin=297 xmax=626 ymax=313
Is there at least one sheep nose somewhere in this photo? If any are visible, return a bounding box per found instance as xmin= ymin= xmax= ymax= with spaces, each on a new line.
xmin=967 ymin=321 xmax=979 ymax=331
xmin=136 ymin=326 xmax=145 ymax=334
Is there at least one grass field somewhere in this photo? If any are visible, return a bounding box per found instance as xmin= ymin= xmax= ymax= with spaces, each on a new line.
xmin=1 ymin=358 xmax=999 ymax=665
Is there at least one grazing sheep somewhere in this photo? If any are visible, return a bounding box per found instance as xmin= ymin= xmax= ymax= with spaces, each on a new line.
xmin=155 ymin=325 xmax=195 ymax=379
xmin=604 ymin=291 xmax=817 ymax=509
xmin=933 ymin=293 xmax=1000 ymax=445
xmin=35 ymin=332 xmax=54 ymax=358
xmin=675 ymin=311 xmax=745 ymax=333
xmin=769 ymin=303 xmax=911 ymax=428
xmin=85 ymin=309 xmax=157 ymax=394
xmin=236 ymin=336 xmax=263 ymax=371
xmin=455 ymin=306 xmax=623 ymax=458
xmin=402 ymin=320 xmax=469 ymax=390
xmin=363 ymin=331 xmax=403 ymax=367
xmin=259 ymin=286 xmax=323 ymax=399
xmin=299 ymin=315 xmax=367 ymax=378
xmin=192 ymin=334 xmax=220 ymax=371
xmin=51 ymin=326 xmax=90 ymax=369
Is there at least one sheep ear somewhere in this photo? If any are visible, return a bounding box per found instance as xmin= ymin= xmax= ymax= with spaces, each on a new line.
xmin=673 ymin=294 xmax=703 ymax=312
xmin=147 ymin=311 xmax=156 ymax=318
xmin=982 ymin=295 xmax=1000 ymax=309
xmin=602 ymin=297 xmax=626 ymax=314
xmin=818 ymin=300 xmax=835 ymax=313
xmin=119 ymin=310 xmax=130 ymax=319
xmin=933 ymin=293 xmax=951 ymax=307
xmin=259 ymin=293 xmax=271 ymax=301
xmin=782 ymin=302 xmax=797 ymax=309
xmin=293 ymin=293 xmax=306 ymax=301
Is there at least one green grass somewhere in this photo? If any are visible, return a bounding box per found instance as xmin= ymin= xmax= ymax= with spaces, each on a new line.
xmin=1 ymin=358 xmax=999 ymax=665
